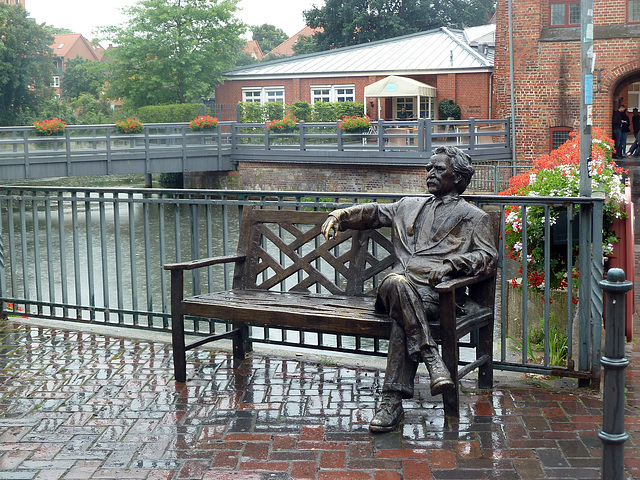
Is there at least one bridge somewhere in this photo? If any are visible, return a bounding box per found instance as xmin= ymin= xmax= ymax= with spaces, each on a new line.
xmin=0 ymin=118 xmax=513 ymax=182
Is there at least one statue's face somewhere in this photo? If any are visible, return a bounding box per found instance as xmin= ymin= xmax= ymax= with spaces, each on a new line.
xmin=426 ymin=154 xmax=456 ymax=196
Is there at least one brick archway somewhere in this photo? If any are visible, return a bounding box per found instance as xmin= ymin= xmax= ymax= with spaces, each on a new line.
xmin=603 ymin=61 xmax=640 ymax=100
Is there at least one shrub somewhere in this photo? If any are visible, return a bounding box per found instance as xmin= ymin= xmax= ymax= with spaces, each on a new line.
xmin=33 ymin=118 xmax=67 ymax=135
xmin=115 ymin=118 xmax=145 ymax=134
xmin=136 ymin=104 xmax=201 ymax=123
xmin=500 ymin=127 xmax=627 ymax=296
xmin=264 ymin=102 xmax=285 ymax=123
xmin=438 ymin=99 xmax=461 ymax=120
xmin=238 ymin=101 xmax=265 ymax=123
xmin=289 ymin=101 xmax=312 ymax=122
xmin=189 ymin=115 xmax=219 ymax=130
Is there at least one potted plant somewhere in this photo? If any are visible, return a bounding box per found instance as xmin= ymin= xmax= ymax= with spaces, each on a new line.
xmin=33 ymin=118 xmax=67 ymax=136
xmin=338 ymin=115 xmax=372 ymax=134
xmin=266 ymin=117 xmax=296 ymax=133
xmin=115 ymin=118 xmax=145 ymax=134
xmin=190 ymin=115 xmax=219 ymax=130
xmin=501 ymin=128 xmax=627 ymax=325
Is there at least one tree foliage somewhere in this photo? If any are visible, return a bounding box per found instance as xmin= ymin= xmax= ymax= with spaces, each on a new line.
xmin=0 ymin=4 xmax=55 ymax=125
xmin=100 ymin=0 xmax=245 ymax=108
xmin=251 ymin=24 xmax=288 ymax=54
xmin=62 ymin=57 xmax=110 ymax=100
xmin=302 ymin=0 xmax=495 ymax=52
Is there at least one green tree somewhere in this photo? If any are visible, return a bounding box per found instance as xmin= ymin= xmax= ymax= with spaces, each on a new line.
xmin=303 ymin=0 xmax=495 ymax=52
xmin=62 ymin=57 xmax=110 ymax=100
xmin=251 ymin=24 xmax=288 ymax=54
xmin=0 ymin=4 xmax=55 ymax=125
xmin=100 ymin=0 xmax=245 ymax=108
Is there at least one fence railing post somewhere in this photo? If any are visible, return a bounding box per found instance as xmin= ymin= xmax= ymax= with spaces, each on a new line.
xmin=598 ymin=267 xmax=632 ymax=480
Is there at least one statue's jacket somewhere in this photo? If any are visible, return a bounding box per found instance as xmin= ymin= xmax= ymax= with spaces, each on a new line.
xmin=330 ymin=195 xmax=498 ymax=305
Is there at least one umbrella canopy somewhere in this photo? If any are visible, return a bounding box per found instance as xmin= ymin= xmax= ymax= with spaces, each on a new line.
xmin=364 ymin=75 xmax=436 ymax=98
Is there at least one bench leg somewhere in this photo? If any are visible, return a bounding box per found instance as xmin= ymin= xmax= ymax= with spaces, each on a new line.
xmin=440 ymin=293 xmax=459 ymax=418
xmin=477 ymin=321 xmax=494 ymax=390
xmin=171 ymin=270 xmax=187 ymax=383
xmin=232 ymin=321 xmax=250 ymax=367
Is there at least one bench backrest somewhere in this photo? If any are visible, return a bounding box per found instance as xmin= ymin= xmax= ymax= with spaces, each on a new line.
xmin=232 ymin=207 xmax=395 ymax=296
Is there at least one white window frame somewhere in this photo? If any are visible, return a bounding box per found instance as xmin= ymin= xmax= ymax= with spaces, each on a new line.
xmin=310 ymin=85 xmax=355 ymax=104
xmin=242 ymin=87 xmax=285 ymax=105
xmin=51 ymin=76 xmax=60 ymax=88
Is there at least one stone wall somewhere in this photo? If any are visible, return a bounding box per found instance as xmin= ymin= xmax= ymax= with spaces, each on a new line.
xmin=184 ymin=162 xmax=430 ymax=194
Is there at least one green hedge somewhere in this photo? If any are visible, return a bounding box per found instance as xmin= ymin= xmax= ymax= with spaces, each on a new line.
xmin=136 ymin=104 xmax=201 ymax=123
xmin=237 ymin=101 xmax=365 ymax=124
xmin=438 ymin=99 xmax=461 ymax=120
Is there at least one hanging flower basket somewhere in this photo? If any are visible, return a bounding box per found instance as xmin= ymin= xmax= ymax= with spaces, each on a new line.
xmin=190 ymin=115 xmax=219 ymax=130
xmin=266 ymin=117 xmax=296 ymax=133
xmin=33 ymin=118 xmax=67 ymax=136
xmin=338 ymin=115 xmax=371 ymax=134
xmin=115 ymin=118 xmax=145 ymax=134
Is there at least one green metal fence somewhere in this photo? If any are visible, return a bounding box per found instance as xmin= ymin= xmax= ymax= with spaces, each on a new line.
xmin=0 ymin=186 xmax=605 ymax=380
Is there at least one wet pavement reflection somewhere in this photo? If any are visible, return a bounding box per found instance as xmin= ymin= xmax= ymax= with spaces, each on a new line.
xmin=0 ymin=309 xmax=638 ymax=479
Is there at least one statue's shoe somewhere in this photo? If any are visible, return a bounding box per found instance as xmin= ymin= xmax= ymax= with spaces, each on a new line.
xmin=369 ymin=398 xmax=404 ymax=433
xmin=423 ymin=348 xmax=455 ymax=396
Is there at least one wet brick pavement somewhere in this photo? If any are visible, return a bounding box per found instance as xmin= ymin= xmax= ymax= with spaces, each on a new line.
xmin=0 ymin=269 xmax=638 ymax=479
xmin=0 ymin=304 xmax=638 ymax=480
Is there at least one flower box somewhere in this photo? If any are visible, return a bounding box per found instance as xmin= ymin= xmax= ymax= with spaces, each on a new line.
xmin=266 ymin=117 xmax=296 ymax=133
xmin=190 ymin=115 xmax=219 ymax=130
xmin=33 ymin=118 xmax=67 ymax=136
xmin=338 ymin=115 xmax=371 ymax=133
xmin=115 ymin=118 xmax=145 ymax=134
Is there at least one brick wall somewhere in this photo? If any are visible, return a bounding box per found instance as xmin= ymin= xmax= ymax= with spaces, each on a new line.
xmin=215 ymin=72 xmax=493 ymax=122
xmin=185 ymin=162 xmax=431 ymax=194
xmin=494 ymin=0 xmax=640 ymax=162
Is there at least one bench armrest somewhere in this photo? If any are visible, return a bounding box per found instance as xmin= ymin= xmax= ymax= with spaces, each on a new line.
xmin=434 ymin=272 xmax=495 ymax=293
xmin=164 ymin=254 xmax=246 ymax=272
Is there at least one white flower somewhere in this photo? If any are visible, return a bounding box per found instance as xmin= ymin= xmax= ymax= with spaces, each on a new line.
xmin=603 ymin=243 xmax=614 ymax=255
xmin=513 ymin=241 xmax=523 ymax=252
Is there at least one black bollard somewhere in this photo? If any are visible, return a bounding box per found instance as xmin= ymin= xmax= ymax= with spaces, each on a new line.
xmin=598 ymin=268 xmax=633 ymax=480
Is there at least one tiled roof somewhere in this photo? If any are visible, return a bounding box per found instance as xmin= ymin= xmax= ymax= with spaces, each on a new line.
xmin=224 ymin=27 xmax=492 ymax=80
xmin=268 ymin=26 xmax=322 ymax=57
xmin=50 ymin=34 xmax=103 ymax=61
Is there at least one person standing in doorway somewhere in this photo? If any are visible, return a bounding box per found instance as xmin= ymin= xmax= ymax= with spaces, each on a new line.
xmin=612 ymin=104 xmax=630 ymax=158
xmin=628 ymin=108 xmax=640 ymax=156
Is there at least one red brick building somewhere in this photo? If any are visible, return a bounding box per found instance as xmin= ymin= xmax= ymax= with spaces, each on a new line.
xmin=215 ymin=26 xmax=496 ymax=122
xmin=493 ymin=0 xmax=640 ymax=162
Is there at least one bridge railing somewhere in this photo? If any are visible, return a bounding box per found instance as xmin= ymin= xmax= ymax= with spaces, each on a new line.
xmin=0 ymin=186 xmax=604 ymax=382
xmin=0 ymin=119 xmax=512 ymax=183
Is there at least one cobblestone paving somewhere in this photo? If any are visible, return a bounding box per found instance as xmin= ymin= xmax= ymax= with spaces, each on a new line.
xmin=0 ymin=275 xmax=638 ymax=479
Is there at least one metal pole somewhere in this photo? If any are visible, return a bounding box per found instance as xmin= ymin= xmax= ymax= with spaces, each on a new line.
xmin=598 ymin=268 xmax=632 ymax=480
xmin=578 ymin=0 xmax=594 ymax=386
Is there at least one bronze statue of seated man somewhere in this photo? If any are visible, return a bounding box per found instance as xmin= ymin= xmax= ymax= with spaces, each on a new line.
xmin=322 ymin=145 xmax=497 ymax=432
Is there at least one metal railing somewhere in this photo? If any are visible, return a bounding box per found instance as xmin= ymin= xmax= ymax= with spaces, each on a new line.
xmin=0 ymin=186 xmax=605 ymax=381
xmin=0 ymin=119 xmax=512 ymax=186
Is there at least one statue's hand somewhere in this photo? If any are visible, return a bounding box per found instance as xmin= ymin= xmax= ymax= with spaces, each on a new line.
xmin=322 ymin=215 xmax=339 ymax=241
xmin=426 ymin=262 xmax=454 ymax=286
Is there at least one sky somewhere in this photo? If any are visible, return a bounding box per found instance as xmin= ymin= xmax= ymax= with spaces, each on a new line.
xmin=24 ymin=0 xmax=319 ymax=43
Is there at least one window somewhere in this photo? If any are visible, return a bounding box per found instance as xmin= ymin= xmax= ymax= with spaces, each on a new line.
xmin=265 ymin=89 xmax=284 ymax=103
xmin=550 ymin=0 xmax=580 ymax=27
xmin=310 ymin=85 xmax=355 ymax=104
xmin=550 ymin=126 xmax=572 ymax=151
xmin=630 ymin=0 xmax=640 ymax=22
xmin=243 ymin=90 xmax=261 ymax=103
xmin=242 ymin=87 xmax=284 ymax=104
xmin=51 ymin=76 xmax=60 ymax=88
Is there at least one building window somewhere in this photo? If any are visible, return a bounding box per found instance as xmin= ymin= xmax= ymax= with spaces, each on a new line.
xmin=243 ymin=90 xmax=261 ymax=103
xmin=242 ymin=87 xmax=284 ymax=104
xmin=310 ymin=85 xmax=355 ymax=104
xmin=550 ymin=126 xmax=572 ymax=151
xmin=265 ymin=89 xmax=284 ymax=103
xmin=51 ymin=76 xmax=60 ymax=88
xmin=630 ymin=0 xmax=640 ymax=22
xmin=550 ymin=0 xmax=580 ymax=27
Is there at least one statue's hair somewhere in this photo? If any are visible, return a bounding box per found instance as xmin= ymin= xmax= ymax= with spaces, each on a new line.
xmin=433 ymin=146 xmax=474 ymax=193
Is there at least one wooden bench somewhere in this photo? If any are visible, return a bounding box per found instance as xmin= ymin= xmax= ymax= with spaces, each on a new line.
xmin=164 ymin=206 xmax=497 ymax=417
